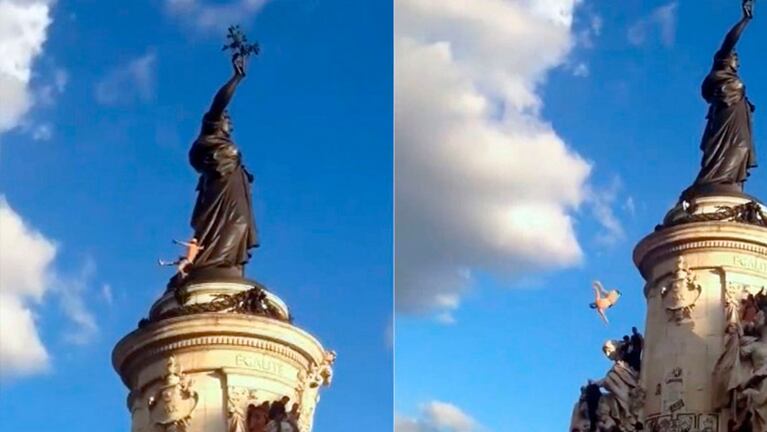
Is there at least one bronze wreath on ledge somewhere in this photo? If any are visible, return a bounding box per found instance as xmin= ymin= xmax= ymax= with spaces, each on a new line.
xmin=138 ymin=286 xmax=291 ymax=328
xmin=657 ymin=200 xmax=767 ymax=231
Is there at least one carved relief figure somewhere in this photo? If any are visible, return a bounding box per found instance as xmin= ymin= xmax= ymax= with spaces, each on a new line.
xmin=713 ymin=284 xmax=748 ymax=412
xmin=737 ymin=311 xmax=767 ymax=431
xmin=570 ymin=329 xmax=645 ymax=431
xmin=714 ymin=282 xmax=767 ymax=431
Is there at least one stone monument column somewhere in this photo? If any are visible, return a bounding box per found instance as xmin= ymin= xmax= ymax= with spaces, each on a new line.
xmin=634 ymin=195 xmax=767 ymax=431
xmin=569 ymin=3 xmax=766 ymax=431
xmin=112 ymin=281 xmax=335 ymax=432
xmin=112 ymin=27 xmax=335 ymax=432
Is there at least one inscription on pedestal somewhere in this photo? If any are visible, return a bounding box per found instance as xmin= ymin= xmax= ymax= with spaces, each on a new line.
xmin=732 ymin=255 xmax=767 ymax=274
xmin=235 ymin=354 xmax=286 ymax=377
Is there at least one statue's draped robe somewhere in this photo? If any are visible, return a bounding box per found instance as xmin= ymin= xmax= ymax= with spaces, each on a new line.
xmin=694 ymin=60 xmax=756 ymax=188
xmin=188 ymin=115 xmax=258 ymax=276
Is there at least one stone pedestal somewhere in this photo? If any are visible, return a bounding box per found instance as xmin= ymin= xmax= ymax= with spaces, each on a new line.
xmin=113 ymin=281 xmax=335 ymax=432
xmin=634 ymin=195 xmax=767 ymax=431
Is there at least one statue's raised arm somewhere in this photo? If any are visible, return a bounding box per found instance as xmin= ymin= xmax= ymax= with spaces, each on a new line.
xmin=205 ymin=25 xmax=260 ymax=122
xmin=205 ymin=59 xmax=245 ymax=121
xmin=716 ymin=0 xmax=753 ymax=59
xmin=682 ymin=0 xmax=758 ymax=200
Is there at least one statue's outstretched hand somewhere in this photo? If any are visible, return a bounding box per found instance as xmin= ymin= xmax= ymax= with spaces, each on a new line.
xmin=743 ymin=0 xmax=755 ymax=19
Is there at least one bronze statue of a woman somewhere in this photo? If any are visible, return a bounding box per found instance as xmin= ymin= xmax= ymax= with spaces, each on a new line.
xmin=684 ymin=1 xmax=757 ymax=199
xmin=180 ymin=30 xmax=260 ymax=283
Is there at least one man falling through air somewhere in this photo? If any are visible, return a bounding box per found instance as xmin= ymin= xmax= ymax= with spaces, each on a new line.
xmin=590 ymin=281 xmax=621 ymax=324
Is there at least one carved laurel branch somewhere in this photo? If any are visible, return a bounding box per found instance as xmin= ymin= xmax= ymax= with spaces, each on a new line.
xmin=141 ymin=286 xmax=290 ymax=327
xmin=659 ymin=201 xmax=767 ymax=230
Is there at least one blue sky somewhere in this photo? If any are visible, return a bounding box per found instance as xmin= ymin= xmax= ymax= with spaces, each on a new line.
xmin=395 ymin=1 xmax=767 ymax=431
xmin=0 ymin=1 xmax=391 ymax=431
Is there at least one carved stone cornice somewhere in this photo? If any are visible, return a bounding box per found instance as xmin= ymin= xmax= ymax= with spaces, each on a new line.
xmin=634 ymin=222 xmax=767 ymax=279
xmin=113 ymin=314 xmax=327 ymax=388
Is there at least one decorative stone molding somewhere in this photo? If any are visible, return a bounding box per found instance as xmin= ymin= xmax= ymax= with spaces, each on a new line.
xmin=147 ymin=356 xmax=199 ymax=432
xmin=307 ymin=350 xmax=336 ymax=389
xmin=660 ymin=257 xmax=702 ymax=324
xmin=114 ymin=294 xmax=332 ymax=432
xmin=633 ymin=222 xmax=767 ymax=280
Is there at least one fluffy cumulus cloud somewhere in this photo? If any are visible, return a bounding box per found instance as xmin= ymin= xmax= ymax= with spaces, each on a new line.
xmin=95 ymin=51 xmax=157 ymax=106
xmin=396 ymin=0 xmax=602 ymax=318
xmin=0 ymin=197 xmax=55 ymax=377
xmin=164 ymin=0 xmax=269 ymax=33
xmin=0 ymin=0 xmax=54 ymax=134
xmin=627 ymin=2 xmax=678 ymax=48
xmin=0 ymin=1 xmax=99 ymax=379
xmin=0 ymin=198 xmax=101 ymax=378
xmin=396 ymin=401 xmax=481 ymax=432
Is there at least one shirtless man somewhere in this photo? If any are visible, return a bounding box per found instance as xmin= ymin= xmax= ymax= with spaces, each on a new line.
xmin=158 ymin=238 xmax=204 ymax=277
xmin=590 ymin=281 xmax=621 ymax=324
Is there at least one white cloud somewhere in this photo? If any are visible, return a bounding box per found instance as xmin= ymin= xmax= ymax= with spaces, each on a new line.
xmin=52 ymin=258 xmax=99 ymax=345
xmin=30 ymin=122 xmax=52 ymax=141
xmin=0 ymin=196 xmax=55 ymax=378
xmin=0 ymin=197 xmax=101 ymax=378
xmin=628 ymin=2 xmax=678 ymax=48
xmin=36 ymin=66 xmax=68 ymax=107
xmin=94 ymin=51 xmax=157 ymax=106
xmin=395 ymin=0 xmax=597 ymax=317
xmin=0 ymin=0 xmax=54 ymax=134
xmin=623 ymin=196 xmax=636 ymax=217
xmin=396 ymin=401 xmax=481 ymax=432
xmin=164 ymin=0 xmax=269 ymax=33
xmin=572 ymin=62 xmax=589 ymax=77
xmin=101 ymin=283 xmax=113 ymax=306
xmin=586 ymin=178 xmax=626 ymax=246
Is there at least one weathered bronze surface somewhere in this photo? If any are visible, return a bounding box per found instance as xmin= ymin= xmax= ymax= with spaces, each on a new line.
xmin=177 ymin=27 xmax=261 ymax=285
xmin=683 ymin=0 xmax=757 ymax=200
